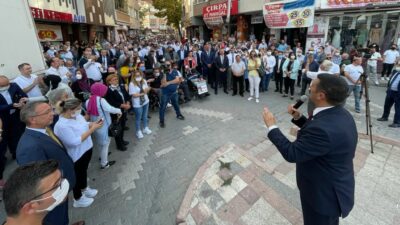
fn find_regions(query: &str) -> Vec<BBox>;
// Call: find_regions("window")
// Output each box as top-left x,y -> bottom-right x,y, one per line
115,0 -> 128,13
195,0 -> 207,4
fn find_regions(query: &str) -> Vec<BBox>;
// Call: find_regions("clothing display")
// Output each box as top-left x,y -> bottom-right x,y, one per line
332,29 -> 341,49
356,28 -> 368,48
369,27 -> 381,44
381,25 -> 396,52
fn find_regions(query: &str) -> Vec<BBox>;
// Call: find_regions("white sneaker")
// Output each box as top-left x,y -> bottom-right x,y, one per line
143,127 -> 152,135
385,77 -> 389,81
82,187 -> 98,198
255,99 -> 259,103
381,77 -> 385,81
136,131 -> 144,139
73,195 -> 94,208
248,97 -> 253,101
375,81 -> 379,85
167,103 -> 172,108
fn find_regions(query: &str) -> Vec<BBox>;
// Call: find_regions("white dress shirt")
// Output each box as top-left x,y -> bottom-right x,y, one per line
54,115 -> 93,162
13,74 -> 43,98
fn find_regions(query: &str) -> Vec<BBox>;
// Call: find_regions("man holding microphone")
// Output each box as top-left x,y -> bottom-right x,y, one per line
262,74 -> 358,225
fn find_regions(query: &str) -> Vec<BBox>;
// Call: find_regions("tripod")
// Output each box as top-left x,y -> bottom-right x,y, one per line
359,73 -> 374,153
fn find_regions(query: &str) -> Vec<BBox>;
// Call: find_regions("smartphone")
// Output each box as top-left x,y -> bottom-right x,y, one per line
98,118 -> 104,123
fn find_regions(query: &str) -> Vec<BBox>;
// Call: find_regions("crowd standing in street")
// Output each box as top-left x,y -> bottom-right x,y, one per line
1,33 -> 400,225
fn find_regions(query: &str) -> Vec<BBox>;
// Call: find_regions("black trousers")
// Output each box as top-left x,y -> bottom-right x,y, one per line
214,71 -> 227,94
73,149 -> 93,199
382,90 -> 400,124
275,72 -> 283,93
113,112 -> 127,149
382,63 -> 394,78
245,78 -> 250,92
284,77 -> 295,96
301,75 -> 312,95
301,198 -> 339,225
232,75 -> 244,95
297,70 -> 302,86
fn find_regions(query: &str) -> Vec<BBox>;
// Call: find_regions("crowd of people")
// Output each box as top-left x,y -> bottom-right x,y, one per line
1,34 -> 400,225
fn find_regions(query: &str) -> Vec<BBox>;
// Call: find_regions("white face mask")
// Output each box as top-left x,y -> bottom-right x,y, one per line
111,84 -> 118,88
73,109 -> 82,117
135,77 -> 142,82
33,179 -> 69,213
0,85 -> 10,92
76,74 -> 82,80
335,52 -> 340,56
155,73 -> 160,77
290,56 -> 296,60
267,52 -> 272,56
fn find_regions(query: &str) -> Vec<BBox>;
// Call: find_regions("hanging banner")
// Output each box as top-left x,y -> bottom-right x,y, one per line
263,0 -> 315,29
36,24 -> 63,42
320,0 -> 400,9
202,0 -> 238,28
204,17 -> 224,28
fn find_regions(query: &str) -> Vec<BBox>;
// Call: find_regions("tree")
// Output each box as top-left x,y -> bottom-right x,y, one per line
152,0 -> 183,38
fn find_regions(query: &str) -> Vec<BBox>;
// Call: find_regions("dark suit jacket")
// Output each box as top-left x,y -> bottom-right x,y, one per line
268,106 -> 357,217
145,54 -> 158,70
0,83 -> 27,122
177,49 -> 188,61
105,85 -> 130,109
16,128 -> 76,225
214,55 -> 229,71
97,55 -> 112,67
274,57 -> 287,75
388,70 -> 400,94
201,50 -> 215,68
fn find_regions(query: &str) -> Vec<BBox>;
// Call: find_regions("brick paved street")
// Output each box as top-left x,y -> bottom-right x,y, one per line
1,84 -> 399,225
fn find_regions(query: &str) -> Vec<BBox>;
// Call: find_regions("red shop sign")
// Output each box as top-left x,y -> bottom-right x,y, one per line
30,7 -> 73,23
203,0 -> 238,19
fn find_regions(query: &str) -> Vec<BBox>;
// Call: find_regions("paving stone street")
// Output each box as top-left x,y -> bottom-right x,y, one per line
1,83 -> 399,225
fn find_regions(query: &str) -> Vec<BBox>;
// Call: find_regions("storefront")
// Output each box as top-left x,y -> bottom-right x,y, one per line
84,0 -> 107,43
313,0 -> 400,52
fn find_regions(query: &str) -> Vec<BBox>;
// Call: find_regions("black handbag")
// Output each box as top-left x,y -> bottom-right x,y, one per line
99,98 -> 122,137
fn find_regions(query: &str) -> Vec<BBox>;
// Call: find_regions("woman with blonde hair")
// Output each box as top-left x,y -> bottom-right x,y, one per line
247,50 -> 262,103
129,71 -> 152,139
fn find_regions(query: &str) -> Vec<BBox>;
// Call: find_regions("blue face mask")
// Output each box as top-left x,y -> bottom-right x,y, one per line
278,55 -> 283,59
140,66 -> 145,72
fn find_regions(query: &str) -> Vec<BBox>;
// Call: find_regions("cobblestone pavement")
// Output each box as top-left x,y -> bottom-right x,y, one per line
0,83 -> 399,225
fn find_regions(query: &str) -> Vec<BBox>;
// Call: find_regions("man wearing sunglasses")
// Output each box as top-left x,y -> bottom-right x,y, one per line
2,160 -> 68,225
16,101 -> 83,225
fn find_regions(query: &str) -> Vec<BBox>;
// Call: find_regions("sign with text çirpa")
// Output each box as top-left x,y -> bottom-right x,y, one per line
263,0 -> 315,29
202,0 -> 238,28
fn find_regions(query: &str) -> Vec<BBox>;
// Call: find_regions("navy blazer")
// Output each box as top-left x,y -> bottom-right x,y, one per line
268,106 -> 357,217
201,50 -> 215,68
214,55 -> 229,70
388,70 -> 400,94
0,83 -> 27,122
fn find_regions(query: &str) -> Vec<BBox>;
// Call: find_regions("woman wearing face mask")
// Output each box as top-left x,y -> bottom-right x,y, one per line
129,71 -> 152,139
105,74 -> 131,151
54,98 -> 103,208
71,69 -> 93,102
247,50 -> 262,103
282,52 -> 300,99
86,83 -> 122,169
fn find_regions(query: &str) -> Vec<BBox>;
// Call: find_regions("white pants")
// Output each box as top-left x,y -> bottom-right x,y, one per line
367,65 -> 378,84
96,137 -> 111,167
249,75 -> 261,99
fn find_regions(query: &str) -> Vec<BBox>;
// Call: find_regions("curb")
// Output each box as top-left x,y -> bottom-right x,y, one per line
175,143 -> 236,225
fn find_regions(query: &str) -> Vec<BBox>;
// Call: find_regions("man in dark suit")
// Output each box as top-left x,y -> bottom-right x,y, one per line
201,43 -> 215,83
377,69 -> 400,127
214,48 -> 230,95
274,50 -> 286,94
97,49 -> 112,83
16,101 -> 83,225
145,50 -> 159,71
177,45 -> 188,72
0,76 -> 27,188
263,74 -> 357,225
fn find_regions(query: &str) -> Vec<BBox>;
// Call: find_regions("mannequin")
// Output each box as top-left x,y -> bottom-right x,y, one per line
332,28 -> 341,49
369,23 -> 381,44
356,25 -> 368,48
381,23 -> 396,52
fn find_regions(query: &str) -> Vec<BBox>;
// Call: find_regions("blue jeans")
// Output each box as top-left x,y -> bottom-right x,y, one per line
262,72 -> 273,91
134,103 -> 149,132
348,85 -> 361,112
159,92 -> 181,123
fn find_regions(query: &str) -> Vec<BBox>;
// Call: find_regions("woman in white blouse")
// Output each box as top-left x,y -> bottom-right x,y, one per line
54,98 -> 103,208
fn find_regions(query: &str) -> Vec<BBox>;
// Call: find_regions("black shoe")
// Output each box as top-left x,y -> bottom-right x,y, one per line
205,93 -> 210,96
101,161 -> 116,169
224,90 -> 228,94
123,141 -> 130,146
177,115 -> 185,120
274,89 -> 279,92
389,123 -> 400,128
215,92 -> 218,95
117,146 -> 127,151
124,126 -> 129,131
148,115 -> 151,119
240,93 -> 244,97
232,93 -> 237,96
377,117 -> 388,121
160,122 -> 165,128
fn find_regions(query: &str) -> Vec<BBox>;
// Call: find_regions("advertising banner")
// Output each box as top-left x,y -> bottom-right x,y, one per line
305,16 -> 329,51
320,0 -> 400,9
263,0 -> 315,29
36,24 -> 63,42
202,0 -> 238,28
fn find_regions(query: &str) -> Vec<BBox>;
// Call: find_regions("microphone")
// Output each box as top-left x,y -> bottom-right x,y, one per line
293,95 -> 308,109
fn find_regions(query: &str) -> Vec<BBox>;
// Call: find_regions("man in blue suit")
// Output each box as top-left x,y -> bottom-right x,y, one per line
201,43 -> 215,84
16,101 -> 83,225
377,68 -> 400,128
263,74 -> 357,225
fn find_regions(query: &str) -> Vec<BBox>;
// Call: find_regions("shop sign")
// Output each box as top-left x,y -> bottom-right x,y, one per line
320,0 -> 400,9
31,7 -> 73,23
202,0 -> 238,19
251,15 -> 264,24
305,16 -> 328,50
73,15 -> 86,23
263,0 -> 315,29
36,24 -> 63,42
204,17 -> 224,28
